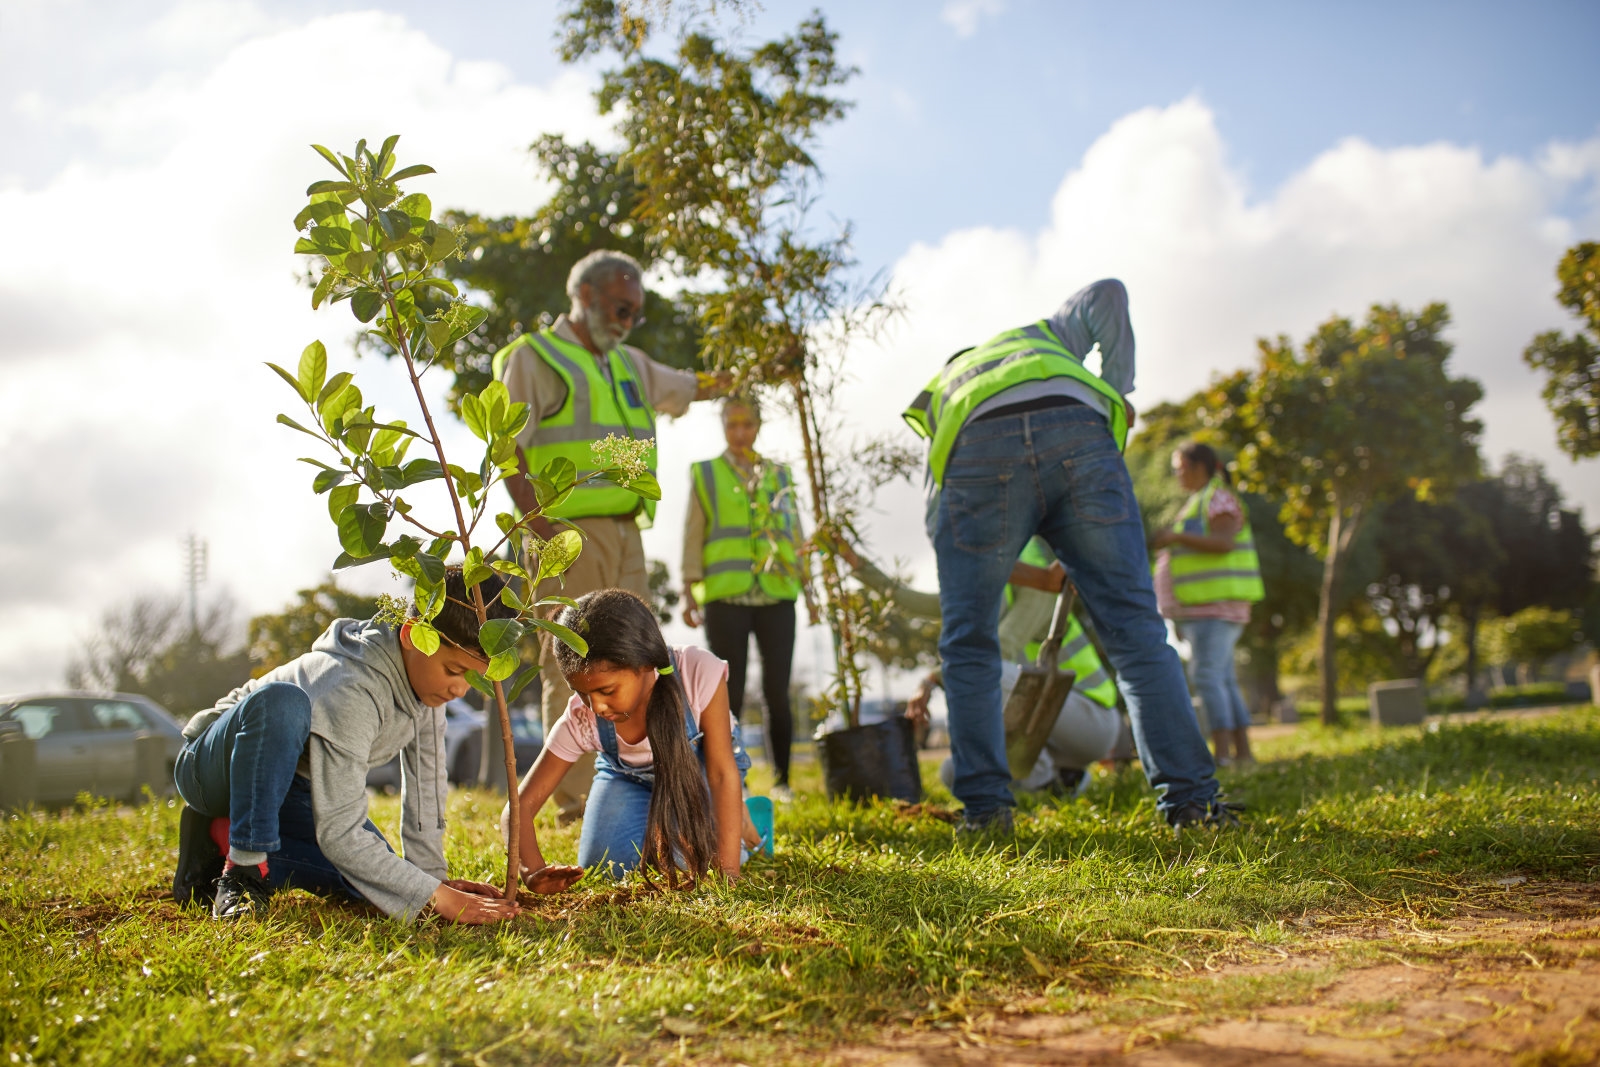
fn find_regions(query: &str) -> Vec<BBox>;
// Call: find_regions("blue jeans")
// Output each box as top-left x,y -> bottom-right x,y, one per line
173,681 -> 389,899
931,404 -> 1218,817
1178,619 -> 1251,731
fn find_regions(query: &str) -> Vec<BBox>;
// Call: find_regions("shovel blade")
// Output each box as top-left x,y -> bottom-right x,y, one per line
1001,667 -> 1076,781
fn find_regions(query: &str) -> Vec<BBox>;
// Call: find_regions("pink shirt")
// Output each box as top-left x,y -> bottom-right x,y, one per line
544,645 -> 730,768
1154,484 -> 1252,624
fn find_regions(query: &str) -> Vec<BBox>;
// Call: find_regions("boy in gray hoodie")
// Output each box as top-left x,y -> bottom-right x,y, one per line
172,568 -> 527,925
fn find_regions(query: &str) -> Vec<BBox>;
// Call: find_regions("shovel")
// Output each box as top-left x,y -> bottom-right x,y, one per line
1001,581 -> 1078,781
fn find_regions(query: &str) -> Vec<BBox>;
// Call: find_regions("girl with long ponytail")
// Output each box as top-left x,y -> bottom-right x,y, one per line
503,589 -> 759,888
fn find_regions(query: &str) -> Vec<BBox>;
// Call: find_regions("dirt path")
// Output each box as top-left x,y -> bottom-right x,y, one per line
830,881 -> 1600,1066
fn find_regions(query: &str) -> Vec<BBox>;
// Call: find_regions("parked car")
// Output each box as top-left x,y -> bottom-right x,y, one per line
0,691 -> 186,805
366,699 -> 543,792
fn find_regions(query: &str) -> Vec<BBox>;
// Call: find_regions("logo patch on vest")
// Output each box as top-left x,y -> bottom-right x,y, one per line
620,380 -> 644,408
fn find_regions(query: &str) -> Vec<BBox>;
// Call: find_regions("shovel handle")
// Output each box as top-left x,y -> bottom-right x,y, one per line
1035,580 -> 1077,669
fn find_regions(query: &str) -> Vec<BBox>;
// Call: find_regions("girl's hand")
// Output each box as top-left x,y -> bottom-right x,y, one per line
429,883 -> 521,925
520,863 -> 585,895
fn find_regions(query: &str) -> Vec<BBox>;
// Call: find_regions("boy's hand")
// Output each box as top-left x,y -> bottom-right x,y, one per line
429,882 -> 521,925
442,878 -> 504,898
520,863 -> 585,895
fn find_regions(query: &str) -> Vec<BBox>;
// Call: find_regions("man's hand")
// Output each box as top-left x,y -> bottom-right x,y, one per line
429,882 -> 521,925
681,588 -> 703,628
1045,560 -> 1068,592
520,863 -> 585,895
1150,529 -> 1177,550
905,673 -> 940,724
694,370 -> 735,401
1124,397 -> 1137,429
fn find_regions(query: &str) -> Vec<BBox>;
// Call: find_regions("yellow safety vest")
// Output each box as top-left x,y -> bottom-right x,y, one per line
1008,538 -> 1119,709
491,328 -> 658,525
902,321 -> 1129,485
1168,477 -> 1264,604
690,456 -> 803,604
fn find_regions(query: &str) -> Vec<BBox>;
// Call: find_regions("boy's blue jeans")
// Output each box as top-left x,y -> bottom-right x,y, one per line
173,681 -> 386,898
931,404 -> 1218,818
1177,619 -> 1251,732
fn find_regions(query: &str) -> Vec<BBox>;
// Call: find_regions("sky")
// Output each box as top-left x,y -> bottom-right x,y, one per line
2,0 -> 1598,698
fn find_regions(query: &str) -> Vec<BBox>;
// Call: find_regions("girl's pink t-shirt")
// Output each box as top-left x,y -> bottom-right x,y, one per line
543,645 -> 730,768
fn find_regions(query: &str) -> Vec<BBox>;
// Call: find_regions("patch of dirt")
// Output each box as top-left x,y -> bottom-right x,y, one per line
830,881 -> 1600,1066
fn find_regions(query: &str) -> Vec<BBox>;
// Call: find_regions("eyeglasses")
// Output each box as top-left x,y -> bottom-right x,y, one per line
610,302 -> 646,329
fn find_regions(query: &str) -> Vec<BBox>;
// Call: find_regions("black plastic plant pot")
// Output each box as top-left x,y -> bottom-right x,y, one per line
817,717 -> 923,804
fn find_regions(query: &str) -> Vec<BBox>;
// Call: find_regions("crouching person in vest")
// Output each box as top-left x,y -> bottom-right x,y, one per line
494,250 -> 729,823
680,395 -> 807,803
1151,441 -> 1265,768
851,536 -> 1122,797
902,279 -> 1232,835
171,568 -> 530,924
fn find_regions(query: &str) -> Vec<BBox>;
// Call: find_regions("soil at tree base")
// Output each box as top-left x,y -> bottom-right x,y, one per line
827,880 -> 1600,1066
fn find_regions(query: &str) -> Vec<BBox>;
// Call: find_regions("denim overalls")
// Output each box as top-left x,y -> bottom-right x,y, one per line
575,652 -> 752,877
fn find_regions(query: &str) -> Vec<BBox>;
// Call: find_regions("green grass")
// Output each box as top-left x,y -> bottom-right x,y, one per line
3,708 -> 1598,1065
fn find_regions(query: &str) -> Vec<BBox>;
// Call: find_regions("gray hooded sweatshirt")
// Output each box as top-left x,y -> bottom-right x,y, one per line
183,618 -> 448,919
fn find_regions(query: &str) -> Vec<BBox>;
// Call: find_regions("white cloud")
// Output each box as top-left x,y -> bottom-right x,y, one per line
0,9 -> 607,693
807,98 -> 1600,612
940,0 -> 1006,38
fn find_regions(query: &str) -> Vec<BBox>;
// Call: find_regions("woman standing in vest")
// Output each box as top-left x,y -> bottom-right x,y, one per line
681,396 -> 806,803
1151,442 -> 1265,767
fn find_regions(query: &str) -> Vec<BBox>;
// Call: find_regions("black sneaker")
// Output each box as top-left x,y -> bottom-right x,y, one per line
211,864 -> 272,921
956,807 -> 1015,838
173,806 -> 225,908
1166,798 -> 1244,834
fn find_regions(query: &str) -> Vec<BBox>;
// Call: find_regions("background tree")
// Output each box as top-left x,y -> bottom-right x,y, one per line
1212,303 -> 1484,724
1480,607 -> 1584,686
66,594 -> 251,715
552,3 -> 898,724
246,582 -> 382,676
1524,241 -> 1600,459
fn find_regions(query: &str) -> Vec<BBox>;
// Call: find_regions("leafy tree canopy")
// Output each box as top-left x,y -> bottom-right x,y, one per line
1524,242 -> 1600,459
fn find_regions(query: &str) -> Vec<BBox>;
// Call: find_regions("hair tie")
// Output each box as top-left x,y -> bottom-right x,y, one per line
657,664 -> 675,676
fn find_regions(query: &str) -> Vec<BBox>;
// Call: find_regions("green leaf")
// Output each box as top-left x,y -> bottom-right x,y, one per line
293,237 -> 321,256
331,546 -> 391,570
462,670 -> 494,698
415,577 -> 446,621
486,649 -> 520,682
529,617 -> 587,659
297,341 -> 328,401
337,502 -> 388,557
318,371 -> 354,406
495,511 -> 517,536
426,536 -> 454,558
490,559 -> 532,582
624,471 -> 662,501
398,458 -> 443,487
389,534 -> 421,560
505,664 -> 542,704
480,380 -> 511,433
535,595 -> 581,611
378,134 -> 401,174
413,551 -> 446,585
276,412 -> 323,440
310,271 -> 337,309
397,193 -> 432,222
309,225 -> 353,254
318,381 -> 362,428
539,456 -> 578,493
478,618 -> 525,657
266,362 -> 310,402
537,529 -> 584,581
389,164 -> 436,182
310,144 -> 348,174
498,584 -> 531,613
408,621 -> 441,656
501,403 -> 530,442
460,393 -> 489,441
294,195 -> 348,232
462,547 -> 494,588
417,277 -> 458,298
311,468 -> 346,494
327,483 -> 358,523
351,290 -> 383,323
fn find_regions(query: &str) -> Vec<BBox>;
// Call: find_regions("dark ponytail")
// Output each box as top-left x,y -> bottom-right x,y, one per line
553,589 -> 716,887
1176,440 -> 1231,486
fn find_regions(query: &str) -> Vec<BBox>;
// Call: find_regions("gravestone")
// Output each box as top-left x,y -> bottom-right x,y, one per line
1369,679 -> 1427,726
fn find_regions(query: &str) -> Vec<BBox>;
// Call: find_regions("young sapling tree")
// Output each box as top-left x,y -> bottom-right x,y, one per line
271,136 -> 658,900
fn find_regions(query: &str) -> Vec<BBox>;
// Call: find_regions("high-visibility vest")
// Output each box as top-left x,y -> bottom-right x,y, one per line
1007,537 -> 1119,709
492,328 -> 658,525
1168,477 -> 1264,604
902,321 -> 1129,486
690,456 -> 803,604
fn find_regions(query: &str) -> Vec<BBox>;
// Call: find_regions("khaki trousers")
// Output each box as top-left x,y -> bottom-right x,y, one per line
539,514 -> 651,821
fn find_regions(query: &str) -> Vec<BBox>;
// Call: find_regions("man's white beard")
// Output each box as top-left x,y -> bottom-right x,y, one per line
582,304 -> 627,352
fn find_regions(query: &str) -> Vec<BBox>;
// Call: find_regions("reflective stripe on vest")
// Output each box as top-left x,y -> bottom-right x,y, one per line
1011,536 -> 1119,709
690,456 -> 802,604
491,329 -> 658,524
902,321 -> 1129,486
1168,477 -> 1264,604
